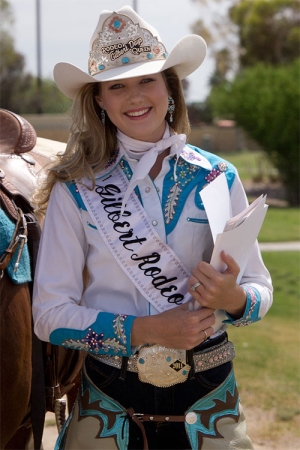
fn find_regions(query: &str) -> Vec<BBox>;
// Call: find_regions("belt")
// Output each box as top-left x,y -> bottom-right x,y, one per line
91,339 -> 235,386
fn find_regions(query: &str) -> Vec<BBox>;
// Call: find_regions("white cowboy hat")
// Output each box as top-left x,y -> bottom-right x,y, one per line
53,5 -> 207,99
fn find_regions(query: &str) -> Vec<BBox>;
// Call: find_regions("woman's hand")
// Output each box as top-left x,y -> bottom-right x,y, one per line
189,251 -> 247,319
131,304 -> 215,350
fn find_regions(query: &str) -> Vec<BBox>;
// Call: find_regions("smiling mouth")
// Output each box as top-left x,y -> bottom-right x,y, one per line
126,108 -> 150,118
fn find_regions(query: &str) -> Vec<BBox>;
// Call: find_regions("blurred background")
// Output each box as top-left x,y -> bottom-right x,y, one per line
1,1 -> 299,449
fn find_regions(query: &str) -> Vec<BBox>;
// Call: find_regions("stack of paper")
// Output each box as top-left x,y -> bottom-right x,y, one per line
200,173 -> 268,283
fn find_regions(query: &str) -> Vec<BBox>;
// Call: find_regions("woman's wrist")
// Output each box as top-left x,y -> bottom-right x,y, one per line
131,315 -> 154,347
224,285 -> 247,320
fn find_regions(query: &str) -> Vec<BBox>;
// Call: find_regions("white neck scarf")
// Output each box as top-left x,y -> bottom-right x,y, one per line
117,123 -> 186,213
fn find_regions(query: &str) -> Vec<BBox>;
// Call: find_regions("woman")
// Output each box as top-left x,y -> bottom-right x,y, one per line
32,5 -> 273,450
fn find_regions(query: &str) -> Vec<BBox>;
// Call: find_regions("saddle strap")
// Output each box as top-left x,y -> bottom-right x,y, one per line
0,205 -> 28,273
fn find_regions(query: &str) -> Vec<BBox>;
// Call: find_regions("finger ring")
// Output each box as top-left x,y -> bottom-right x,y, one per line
203,329 -> 209,340
191,281 -> 202,292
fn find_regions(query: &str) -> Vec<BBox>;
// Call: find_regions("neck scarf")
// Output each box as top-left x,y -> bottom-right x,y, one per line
117,123 -> 186,213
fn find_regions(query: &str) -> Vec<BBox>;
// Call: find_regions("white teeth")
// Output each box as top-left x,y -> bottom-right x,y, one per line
127,108 -> 149,117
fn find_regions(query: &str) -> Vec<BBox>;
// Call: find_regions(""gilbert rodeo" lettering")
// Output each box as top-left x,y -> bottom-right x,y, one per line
101,37 -> 151,61
95,180 -> 184,306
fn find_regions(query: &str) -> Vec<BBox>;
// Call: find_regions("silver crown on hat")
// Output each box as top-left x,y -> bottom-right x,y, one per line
88,13 -> 168,77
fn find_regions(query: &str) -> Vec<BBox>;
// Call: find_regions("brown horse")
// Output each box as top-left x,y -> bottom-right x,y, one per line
0,109 -> 83,449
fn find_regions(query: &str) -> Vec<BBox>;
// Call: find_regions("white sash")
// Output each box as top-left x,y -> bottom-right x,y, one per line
77,165 -> 193,313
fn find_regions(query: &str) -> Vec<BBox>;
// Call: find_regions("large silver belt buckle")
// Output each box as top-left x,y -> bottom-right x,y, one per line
136,345 -> 191,388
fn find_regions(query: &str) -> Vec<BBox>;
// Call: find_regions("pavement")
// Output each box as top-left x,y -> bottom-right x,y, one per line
43,414 -> 58,450
259,241 -> 300,251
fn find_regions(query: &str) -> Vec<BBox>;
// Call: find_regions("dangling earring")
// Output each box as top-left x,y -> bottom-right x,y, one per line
168,97 -> 175,123
100,108 -> 105,126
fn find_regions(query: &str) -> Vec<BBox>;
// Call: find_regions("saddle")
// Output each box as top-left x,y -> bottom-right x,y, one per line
0,109 -> 40,275
0,108 -> 53,208
0,109 -> 82,448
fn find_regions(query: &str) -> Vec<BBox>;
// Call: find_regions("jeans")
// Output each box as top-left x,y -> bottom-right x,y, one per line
85,333 -> 232,450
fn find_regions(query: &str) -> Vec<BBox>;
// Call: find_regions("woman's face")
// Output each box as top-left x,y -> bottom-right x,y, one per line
96,73 -> 169,142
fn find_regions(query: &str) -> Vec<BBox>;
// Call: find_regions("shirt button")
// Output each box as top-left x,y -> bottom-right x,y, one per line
145,187 -> 151,193
152,220 -> 158,226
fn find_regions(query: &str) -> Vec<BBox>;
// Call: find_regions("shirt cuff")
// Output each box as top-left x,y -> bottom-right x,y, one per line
49,312 -> 136,356
223,286 -> 261,327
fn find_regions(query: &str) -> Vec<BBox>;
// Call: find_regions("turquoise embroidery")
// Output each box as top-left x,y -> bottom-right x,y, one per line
187,217 -> 209,224
162,156 -> 201,234
162,145 -> 237,234
119,158 -> 142,204
113,314 -> 128,344
185,370 -> 239,449
163,155 -> 200,225
119,158 -> 133,180
87,221 -> 97,229
80,368 -> 129,448
224,286 -> 261,326
0,209 -> 31,284
50,312 -> 135,357
66,181 -> 87,210
55,367 -> 129,450
62,330 -> 127,354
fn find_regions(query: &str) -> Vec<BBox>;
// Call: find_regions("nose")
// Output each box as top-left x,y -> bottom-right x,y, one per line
127,86 -> 144,104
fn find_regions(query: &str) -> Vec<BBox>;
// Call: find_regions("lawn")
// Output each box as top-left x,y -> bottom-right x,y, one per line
258,207 -> 300,242
229,251 -> 300,441
218,150 -> 277,183
217,149 -> 300,243
204,149 -> 300,442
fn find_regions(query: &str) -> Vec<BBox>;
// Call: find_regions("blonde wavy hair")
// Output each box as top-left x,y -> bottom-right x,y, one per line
34,67 -> 190,214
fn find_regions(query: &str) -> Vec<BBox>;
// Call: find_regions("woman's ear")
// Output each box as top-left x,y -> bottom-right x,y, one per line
95,95 -> 104,109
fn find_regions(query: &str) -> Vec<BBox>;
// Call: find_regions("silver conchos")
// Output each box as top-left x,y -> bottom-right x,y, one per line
185,412 -> 197,425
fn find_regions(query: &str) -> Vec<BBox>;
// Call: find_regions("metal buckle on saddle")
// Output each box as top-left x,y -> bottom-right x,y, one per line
136,344 -> 191,388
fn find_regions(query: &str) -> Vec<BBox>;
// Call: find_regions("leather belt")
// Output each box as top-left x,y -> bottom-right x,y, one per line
92,339 -> 235,375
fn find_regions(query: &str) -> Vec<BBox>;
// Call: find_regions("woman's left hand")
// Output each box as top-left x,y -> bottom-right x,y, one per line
189,251 -> 247,320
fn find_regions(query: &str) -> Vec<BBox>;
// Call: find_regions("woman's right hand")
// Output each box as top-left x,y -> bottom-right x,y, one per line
131,303 -> 215,350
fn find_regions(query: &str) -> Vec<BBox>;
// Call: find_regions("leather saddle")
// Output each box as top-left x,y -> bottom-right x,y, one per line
0,109 -> 55,218
0,109 -> 43,277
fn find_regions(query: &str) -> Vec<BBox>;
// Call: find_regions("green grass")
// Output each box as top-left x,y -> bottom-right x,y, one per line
258,207 -> 300,242
218,150 -> 277,182
229,251 -> 300,440
257,252 -> 299,320
217,150 -> 300,243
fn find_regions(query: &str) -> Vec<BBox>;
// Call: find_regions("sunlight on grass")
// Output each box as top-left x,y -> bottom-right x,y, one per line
217,150 -> 278,183
228,251 -> 300,442
258,207 -> 300,242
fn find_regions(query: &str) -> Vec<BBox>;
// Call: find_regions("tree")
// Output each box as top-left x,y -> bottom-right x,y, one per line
191,0 -> 300,78
192,0 -> 300,205
208,60 -> 300,205
0,0 -> 71,114
0,0 -> 32,112
230,0 -> 300,67
191,0 -> 238,82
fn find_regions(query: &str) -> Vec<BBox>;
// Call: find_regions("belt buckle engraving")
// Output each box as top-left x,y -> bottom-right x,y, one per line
136,345 -> 191,387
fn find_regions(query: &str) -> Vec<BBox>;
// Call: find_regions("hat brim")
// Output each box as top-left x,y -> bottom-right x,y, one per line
53,35 -> 207,99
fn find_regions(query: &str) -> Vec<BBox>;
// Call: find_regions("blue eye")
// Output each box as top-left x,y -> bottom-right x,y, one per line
110,83 -> 123,90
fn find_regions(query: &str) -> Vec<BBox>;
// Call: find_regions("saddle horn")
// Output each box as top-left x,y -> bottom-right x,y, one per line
0,108 -> 37,155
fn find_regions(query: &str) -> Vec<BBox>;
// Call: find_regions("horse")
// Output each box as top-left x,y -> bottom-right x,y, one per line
0,109 -> 84,449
